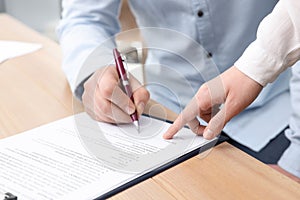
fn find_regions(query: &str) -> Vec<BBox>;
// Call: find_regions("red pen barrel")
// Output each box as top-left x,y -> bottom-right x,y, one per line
113,48 -> 139,123
113,48 -> 126,78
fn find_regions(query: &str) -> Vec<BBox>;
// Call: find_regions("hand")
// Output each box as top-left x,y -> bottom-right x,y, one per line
269,164 -> 300,183
164,66 -> 263,140
82,65 -> 150,123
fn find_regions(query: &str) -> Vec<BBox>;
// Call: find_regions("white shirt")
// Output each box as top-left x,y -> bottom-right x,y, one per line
235,0 -> 300,177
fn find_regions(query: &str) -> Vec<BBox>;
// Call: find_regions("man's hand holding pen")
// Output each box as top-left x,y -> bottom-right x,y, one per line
82,63 -> 149,126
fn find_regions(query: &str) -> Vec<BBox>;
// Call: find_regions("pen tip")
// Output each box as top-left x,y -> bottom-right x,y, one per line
133,121 -> 140,133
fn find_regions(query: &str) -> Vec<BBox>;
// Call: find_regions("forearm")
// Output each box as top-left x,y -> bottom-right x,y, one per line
57,0 -> 121,92
235,0 -> 300,87
234,0 -> 300,178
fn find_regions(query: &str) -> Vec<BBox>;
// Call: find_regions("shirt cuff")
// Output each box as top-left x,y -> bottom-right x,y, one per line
74,73 -> 93,101
278,131 -> 300,178
235,42 -> 283,87
59,24 -> 115,93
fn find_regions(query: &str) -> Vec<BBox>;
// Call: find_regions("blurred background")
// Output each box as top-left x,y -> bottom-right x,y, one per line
0,0 -> 145,82
0,0 -> 139,40
0,0 -> 61,40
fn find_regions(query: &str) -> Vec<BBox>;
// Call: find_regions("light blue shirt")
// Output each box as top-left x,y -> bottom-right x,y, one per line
57,0 -> 299,176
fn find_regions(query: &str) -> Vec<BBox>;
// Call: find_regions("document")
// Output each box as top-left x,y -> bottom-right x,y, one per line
0,40 -> 42,64
0,113 -> 213,200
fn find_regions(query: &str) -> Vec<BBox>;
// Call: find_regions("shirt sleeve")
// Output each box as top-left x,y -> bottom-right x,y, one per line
235,0 -> 300,87
278,63 -> 300,178
57,0 -> 121,93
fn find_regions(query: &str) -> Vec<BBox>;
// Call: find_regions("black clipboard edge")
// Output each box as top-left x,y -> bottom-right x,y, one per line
95,114 -> 226,199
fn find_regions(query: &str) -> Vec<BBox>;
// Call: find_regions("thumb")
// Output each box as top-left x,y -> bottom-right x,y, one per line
133,87 -> 150,116
129,73 -> 150,116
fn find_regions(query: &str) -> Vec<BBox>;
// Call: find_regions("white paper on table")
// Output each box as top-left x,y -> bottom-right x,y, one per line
0,40 -> 42,64
0,112 -> 215,200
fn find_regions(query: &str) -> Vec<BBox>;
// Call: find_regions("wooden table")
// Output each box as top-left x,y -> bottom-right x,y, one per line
1,14 -> 300,200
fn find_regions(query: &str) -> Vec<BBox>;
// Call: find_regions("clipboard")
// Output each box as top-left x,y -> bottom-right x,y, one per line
97,137 -> 218,199
95,114 -> 223,199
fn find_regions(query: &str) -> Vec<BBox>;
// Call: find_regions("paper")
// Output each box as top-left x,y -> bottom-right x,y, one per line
0,113 -> 211,200
0,40 -> 42,64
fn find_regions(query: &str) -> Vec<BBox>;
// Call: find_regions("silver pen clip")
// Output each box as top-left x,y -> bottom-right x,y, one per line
121,55 -> 130,79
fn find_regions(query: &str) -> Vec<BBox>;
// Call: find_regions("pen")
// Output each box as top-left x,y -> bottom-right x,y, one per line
113,48 -> 140,132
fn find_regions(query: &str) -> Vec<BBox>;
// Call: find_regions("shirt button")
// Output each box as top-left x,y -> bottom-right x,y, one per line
197,10 -> 204,17
207,52 -> 213,58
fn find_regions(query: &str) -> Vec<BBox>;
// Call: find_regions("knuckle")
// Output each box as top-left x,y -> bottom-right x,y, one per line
196,95 -> 209,110
83,81 -> 93,95
83,81 -> 89,90
200,84 -> 210,97
135,88 -> 150,101
140,89 -> 150,100
198,85 -> 210,100
82,91 -> 88,103
100,84 -> 113,98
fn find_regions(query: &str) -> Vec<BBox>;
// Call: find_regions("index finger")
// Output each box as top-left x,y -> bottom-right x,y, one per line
163,97 -> 199,139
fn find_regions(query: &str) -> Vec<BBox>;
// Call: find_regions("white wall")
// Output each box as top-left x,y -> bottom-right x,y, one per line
0,0 -> 5,12
4,0 -> 61,40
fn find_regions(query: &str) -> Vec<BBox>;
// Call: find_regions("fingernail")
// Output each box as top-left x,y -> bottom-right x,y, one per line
137,102 -> 145,115
163,135 -> 170,139
204,129 -> 214,139
163,132 -> 172,139
126,105 -> 136,115
163,126 -> 176,139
